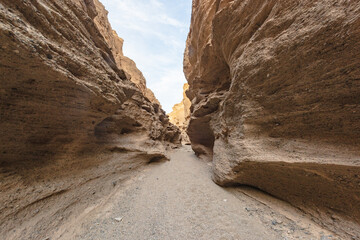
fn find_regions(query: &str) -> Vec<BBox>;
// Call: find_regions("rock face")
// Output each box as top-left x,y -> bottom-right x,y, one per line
92,3 -> 160,106
0,0 -> 180,238
168,83 -> 191,144
92,1 -> 160,106
185,0 -> 360,237
120,55 -> 161,106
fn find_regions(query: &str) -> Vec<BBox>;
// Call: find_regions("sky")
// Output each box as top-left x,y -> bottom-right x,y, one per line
101,0 -> 192,113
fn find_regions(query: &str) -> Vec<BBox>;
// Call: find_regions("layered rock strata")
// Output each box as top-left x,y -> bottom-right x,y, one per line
169,83 -> 191,144
0,0 -> 180,239
185,0 -> 360,237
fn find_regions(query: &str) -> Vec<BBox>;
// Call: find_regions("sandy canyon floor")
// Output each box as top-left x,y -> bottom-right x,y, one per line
42,146 -> 340,240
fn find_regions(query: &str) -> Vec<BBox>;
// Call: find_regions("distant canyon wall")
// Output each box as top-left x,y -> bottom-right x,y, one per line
185,0 -> 360,237
92,3 -> 161,106
0,0 -> 180,238
169,83 -> 191,144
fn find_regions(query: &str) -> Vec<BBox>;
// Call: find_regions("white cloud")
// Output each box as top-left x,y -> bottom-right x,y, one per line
157,15 -> 186,28
108,0 -> 187,29
101,0 -> 191,113
148,68 -> 187,112
149,0 -> 163,8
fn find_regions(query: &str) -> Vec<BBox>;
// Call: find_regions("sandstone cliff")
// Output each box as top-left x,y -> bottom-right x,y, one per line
169,83 -> 191,144
0,0 -> 180,238
185,0 -> 360,238
92,1 -> 160,106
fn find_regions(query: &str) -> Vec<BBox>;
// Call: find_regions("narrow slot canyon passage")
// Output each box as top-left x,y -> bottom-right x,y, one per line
1,0 -> 360,239
75,146 -> 334,240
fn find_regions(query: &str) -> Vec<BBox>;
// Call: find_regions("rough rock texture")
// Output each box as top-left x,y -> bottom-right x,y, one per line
169,83 -> 191,144
92,1 -> 160,106
185,0 -> 360,238
120,55 -> 161,106
0,0 -> 180,239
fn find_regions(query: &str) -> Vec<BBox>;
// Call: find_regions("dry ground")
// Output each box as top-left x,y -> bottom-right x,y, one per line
70,146 -> 338,240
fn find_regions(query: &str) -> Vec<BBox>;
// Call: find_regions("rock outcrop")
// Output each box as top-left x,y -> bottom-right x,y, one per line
120,55 -> 161,106
92,1 -> 160,106
168,83 -> 191,144
0,0 -> 180,238
185,0 -> 360,237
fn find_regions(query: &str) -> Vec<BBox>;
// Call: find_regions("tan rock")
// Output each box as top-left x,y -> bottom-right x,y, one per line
168,83 -> 191,144
185,0 -> 360,237
92,0 -> 160,106
0,0 -> 180,238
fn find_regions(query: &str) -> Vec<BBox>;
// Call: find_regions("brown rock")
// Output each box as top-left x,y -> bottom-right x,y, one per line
92,1 -> 160,106
121,56 -> 161,106
185,0 -> 360,237
94,0 -> 160,106
0,0 -> 180,238
168,83 -> 191,144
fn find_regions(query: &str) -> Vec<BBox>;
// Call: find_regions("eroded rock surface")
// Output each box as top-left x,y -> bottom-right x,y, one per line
0,0 -> 180,238
169,83 -> 191,144
92,0 -> 160,106
185,0 -> 360,238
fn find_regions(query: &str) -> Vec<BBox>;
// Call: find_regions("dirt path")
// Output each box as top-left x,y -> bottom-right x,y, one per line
76,146 -> 338,240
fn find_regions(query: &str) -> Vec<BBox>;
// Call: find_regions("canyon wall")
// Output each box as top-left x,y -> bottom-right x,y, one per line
169,83 -> 191,144
92,2 -> 160,106
185,0 -> 360,237
0,0 -> 180,238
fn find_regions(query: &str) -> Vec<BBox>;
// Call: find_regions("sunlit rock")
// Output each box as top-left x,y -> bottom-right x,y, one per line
169,83 -> 191,144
